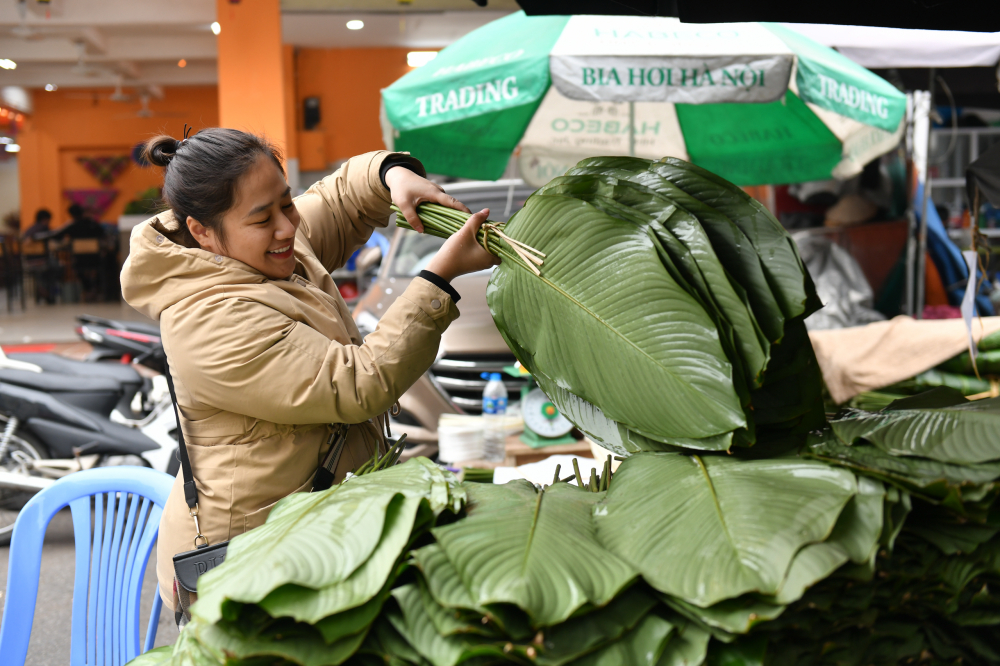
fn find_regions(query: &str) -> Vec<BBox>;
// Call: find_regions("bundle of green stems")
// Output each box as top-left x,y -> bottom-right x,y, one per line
353,433 -> 407,476
391,202 -> 543,274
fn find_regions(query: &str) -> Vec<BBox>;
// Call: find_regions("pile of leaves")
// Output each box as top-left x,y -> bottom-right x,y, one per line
773,387 -> 1000,665
134,400 -> 1000,666
397,156 -> 826,454
850,329 -> 1000,411
131,158 -> 1000,665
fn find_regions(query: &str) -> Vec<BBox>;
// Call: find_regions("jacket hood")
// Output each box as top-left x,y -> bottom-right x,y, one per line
121,212 -> 266,320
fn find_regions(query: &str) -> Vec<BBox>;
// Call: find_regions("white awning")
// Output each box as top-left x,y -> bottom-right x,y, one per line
784,23 -> 1000,69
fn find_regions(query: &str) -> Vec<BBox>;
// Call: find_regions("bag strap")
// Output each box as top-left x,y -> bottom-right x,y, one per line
162,356 -> 208,547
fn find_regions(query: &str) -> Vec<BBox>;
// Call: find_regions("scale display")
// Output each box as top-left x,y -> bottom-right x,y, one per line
522,388 -> 574,439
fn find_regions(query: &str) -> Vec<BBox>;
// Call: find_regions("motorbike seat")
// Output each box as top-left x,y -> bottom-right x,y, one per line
8,353 -> 143,385
0,369 -> 127,394
0,382 -> 160,457
77,315 -> 161,337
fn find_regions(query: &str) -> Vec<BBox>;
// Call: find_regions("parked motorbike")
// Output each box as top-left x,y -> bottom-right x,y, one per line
0,332 -> 179,544
75,314 -> 165,375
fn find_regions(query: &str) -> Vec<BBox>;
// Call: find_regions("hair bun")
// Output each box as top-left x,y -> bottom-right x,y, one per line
143,135 -> 181,168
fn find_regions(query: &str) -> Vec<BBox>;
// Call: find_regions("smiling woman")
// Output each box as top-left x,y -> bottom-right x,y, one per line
121,127 -> 497,624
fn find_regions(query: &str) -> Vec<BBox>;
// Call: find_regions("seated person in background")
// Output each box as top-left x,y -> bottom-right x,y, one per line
21,208 -> 52,241
20,209 -> 57,303
56,204 -> 106,301
55,204 -> 105,240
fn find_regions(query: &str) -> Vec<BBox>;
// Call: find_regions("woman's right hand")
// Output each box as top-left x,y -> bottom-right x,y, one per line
426,208 -> 501,283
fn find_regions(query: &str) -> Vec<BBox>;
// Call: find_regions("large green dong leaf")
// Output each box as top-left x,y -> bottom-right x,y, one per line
257,493 -> 423,625
538,173 -> 769,386
806,431 -> 1000,510
594,453 -> 856,607
571,160 -> 786,346
831,396 -> 1000,464
194,459 -> 462,624
489,192 -> 745,447
433,481 -> 638,627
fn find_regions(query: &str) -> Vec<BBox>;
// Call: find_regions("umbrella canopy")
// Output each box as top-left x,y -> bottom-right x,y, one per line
381,13 -> 907,187
784,24 -> 1000,69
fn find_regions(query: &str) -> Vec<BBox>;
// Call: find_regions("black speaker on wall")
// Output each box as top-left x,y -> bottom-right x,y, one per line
304,97 -> 321,130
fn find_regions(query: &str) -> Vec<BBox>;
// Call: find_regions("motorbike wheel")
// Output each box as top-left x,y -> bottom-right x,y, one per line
0,430 -> 48,547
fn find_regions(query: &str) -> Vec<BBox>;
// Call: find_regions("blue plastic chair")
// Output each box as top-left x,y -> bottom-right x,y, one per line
0,466 -> 174,666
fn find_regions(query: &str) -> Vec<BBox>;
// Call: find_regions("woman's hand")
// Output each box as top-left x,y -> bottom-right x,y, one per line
385,166 -> 469,234
426,208 -> 501,282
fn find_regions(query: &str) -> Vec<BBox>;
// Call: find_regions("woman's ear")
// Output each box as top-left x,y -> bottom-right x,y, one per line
187,216 -> 219,253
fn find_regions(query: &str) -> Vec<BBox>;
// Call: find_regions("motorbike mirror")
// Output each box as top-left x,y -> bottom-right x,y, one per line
355,246 -> 382,275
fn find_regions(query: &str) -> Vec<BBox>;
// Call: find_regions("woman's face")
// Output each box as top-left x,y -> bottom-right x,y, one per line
190,156 -> 301,279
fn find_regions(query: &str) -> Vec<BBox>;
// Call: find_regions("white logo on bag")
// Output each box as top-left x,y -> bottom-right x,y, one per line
415,76 -> 519,117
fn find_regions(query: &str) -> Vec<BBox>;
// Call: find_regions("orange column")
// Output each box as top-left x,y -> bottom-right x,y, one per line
215,0 -> 288,156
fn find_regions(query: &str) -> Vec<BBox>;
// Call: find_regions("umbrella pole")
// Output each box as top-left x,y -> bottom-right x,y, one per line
629,102 -> 635,157
904,93 -> 917,317
916,69 -> 937,320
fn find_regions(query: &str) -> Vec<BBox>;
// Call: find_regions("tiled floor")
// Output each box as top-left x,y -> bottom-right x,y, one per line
0,290 -> 153,345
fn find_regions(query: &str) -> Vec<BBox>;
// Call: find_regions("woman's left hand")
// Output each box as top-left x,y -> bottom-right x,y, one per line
386,167 -> 469,234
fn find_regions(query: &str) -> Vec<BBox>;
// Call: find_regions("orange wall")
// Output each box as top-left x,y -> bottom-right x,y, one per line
18,86 -> 218,227
295,47 -> 414,168
18,46 -> 415,227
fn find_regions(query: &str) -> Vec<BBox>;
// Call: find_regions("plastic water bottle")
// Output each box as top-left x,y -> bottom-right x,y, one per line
481,372 -> 508,462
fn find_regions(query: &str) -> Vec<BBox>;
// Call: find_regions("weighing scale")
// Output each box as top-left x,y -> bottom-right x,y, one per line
504,364 -> 576,448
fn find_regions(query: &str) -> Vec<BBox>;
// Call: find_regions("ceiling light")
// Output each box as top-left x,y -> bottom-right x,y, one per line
346,20 -> 364,30
44,84 -> 57,92
0,60 -> 16,71
178,59 -> 187,68
211,21 -> 221,35
0,137 -> 11,144
407,51 -> 438,68
6,144 -> 20,153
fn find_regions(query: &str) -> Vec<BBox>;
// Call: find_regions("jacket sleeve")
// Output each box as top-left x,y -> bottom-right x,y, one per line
165,278 -> 458,426
293,150 -> 426,273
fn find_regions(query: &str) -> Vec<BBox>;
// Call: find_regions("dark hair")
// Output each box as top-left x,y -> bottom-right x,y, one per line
35,209 -> 51,223
143,128 -> 284,248
68,204 -> 85,219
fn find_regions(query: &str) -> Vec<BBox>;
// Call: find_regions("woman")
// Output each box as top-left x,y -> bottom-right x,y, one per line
121,128 -> 497,616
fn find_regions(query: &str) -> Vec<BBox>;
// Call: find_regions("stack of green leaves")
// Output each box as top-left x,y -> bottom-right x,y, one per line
133,452 -> 893,666
133,458 -> 466,666
813,388 -> 1000,514
736,388 -> 1000,665
395,156 -> 826,454
133,441 -> 1000,666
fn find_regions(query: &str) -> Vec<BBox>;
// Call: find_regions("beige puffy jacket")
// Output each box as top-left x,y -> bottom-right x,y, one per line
120,151 -> 460,608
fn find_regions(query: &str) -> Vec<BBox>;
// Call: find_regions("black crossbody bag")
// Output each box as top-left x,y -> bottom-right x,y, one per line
163,359 -> 230,596
162,358 -> 353,598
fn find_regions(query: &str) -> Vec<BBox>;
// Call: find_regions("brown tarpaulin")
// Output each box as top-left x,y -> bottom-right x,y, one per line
810,316 -> 1000,404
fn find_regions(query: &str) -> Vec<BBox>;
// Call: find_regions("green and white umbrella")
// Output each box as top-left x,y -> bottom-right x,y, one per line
381,12 -> 907,187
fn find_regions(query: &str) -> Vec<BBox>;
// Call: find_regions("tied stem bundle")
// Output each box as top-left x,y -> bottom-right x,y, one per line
391,202 -> 545,276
